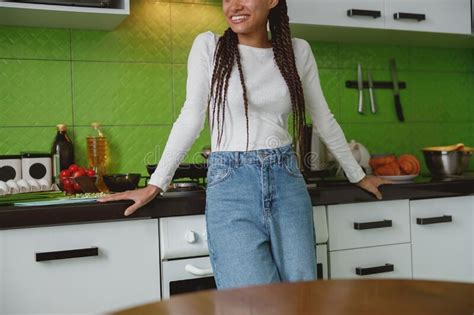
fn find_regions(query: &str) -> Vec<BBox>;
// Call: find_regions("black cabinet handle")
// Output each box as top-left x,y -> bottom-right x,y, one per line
317,263 -> 323,280
356,263 -> 394,276
36,246 -> 99,262
393,12 -> 426,21
416,215 -> 452,225
347,9 -> 381,18
354,219 -> 392,230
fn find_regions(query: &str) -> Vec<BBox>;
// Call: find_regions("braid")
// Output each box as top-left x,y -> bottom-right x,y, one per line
269,0 -> 307,168
234,44 -> 250,151
209,0 -> 306,162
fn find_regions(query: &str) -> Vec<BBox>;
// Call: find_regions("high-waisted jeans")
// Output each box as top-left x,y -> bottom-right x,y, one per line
205,143 -> 317,290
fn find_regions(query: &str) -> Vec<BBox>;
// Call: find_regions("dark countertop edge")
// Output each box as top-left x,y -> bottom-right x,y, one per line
0,179 -> 473,230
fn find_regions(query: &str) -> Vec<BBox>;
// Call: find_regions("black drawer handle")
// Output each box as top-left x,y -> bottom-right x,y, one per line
36,246 -> 99,262
317,263 -> 323,280
347,9 -> 382,18
393,12 -> 426,21
356,263 -> 394,276
354,219 -> 392,230
416,215 -> 452,225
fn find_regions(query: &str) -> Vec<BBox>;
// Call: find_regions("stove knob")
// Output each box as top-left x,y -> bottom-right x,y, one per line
185,230 -> 197,243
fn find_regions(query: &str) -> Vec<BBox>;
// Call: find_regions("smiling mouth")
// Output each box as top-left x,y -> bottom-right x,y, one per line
230,14 -> 250,23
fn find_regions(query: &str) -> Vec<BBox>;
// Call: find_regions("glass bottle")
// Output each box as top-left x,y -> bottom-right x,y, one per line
86,123 -> 109,192
51,123 -> 74,183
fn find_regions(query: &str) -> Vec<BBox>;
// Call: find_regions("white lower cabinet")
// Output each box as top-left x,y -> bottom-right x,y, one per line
327,200 -> 412,280
330,243 -> 412,279
0,219 -> 161,314
327,200 -> 410,251
410,196 -> 474,283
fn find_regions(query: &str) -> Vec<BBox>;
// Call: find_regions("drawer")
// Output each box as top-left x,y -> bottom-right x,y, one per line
330,243 -> 412,279
160,215 -> 208,260
328,200 -> 410,251
0,219 -> 160,314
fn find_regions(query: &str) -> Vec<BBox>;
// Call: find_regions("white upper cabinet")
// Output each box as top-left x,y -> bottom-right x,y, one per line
0,0 -> 130,30
288,0 -> 385,29
385,0 -> 472,34
288,0 -> 472,36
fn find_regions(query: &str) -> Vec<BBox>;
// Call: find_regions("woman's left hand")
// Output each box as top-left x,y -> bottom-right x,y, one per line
355,175 -> 394,200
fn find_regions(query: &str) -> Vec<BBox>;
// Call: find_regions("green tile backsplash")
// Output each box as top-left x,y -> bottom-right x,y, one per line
0,0 -> 473,178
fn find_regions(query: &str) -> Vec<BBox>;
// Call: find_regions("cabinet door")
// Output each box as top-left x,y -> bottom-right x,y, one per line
385,0 -> 471,34
410,196 -> 473,283
330,243 -> 412,279
288,0 -> 385,29
327,200 -> 410,251
313,206 -> 328,244
0,219 -> 160,314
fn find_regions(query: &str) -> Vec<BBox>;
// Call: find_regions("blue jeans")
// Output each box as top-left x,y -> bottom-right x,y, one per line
205,143 -> 317,289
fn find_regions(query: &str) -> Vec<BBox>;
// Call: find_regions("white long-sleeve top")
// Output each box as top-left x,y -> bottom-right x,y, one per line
149,31 -> 366,191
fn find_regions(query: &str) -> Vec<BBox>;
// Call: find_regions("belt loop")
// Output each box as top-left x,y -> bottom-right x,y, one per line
235,151 -> 240,167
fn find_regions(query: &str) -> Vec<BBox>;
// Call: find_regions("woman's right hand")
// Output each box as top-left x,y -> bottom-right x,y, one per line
97,184 -> 162,216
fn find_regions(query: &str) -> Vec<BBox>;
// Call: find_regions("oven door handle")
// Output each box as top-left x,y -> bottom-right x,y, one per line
185,264 -> 213,276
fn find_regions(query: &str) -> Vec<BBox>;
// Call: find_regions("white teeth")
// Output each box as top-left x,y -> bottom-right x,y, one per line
231,15 -> 249,21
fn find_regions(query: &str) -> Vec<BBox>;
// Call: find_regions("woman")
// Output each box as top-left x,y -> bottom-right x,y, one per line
99,0 -> 391,289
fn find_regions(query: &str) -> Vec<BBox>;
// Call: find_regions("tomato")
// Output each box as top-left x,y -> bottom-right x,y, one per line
73,182 -> 81,192
60,170 -> 71,178
72,169 -> 87,178
86,169 -> 96,177
68,164 -> 79,173
61,178 -> 73,190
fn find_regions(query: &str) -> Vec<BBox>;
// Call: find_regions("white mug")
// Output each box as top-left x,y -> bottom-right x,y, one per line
27,179 -> 40,192
6,180 -> 20,194
16,179 -> 31,193
38,178 -> 52,191
0,181 -> 9,196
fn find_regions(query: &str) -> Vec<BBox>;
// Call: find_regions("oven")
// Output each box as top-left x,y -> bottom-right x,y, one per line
160,210 -> 329,299
161,256 -> 216,298
160,215 -> 213,299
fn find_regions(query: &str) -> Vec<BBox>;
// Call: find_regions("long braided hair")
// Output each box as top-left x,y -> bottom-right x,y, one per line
208,0 -> 306,167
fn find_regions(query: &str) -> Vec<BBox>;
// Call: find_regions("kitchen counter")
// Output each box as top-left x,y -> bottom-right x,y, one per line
0,175 -> 473,230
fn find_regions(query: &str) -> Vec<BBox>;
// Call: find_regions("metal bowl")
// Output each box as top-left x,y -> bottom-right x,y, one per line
422,150 -> 464,176
102,173 -> 141,192
461,151 -> 473,172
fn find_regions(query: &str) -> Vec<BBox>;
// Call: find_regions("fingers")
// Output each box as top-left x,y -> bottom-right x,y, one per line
356,176 -> 385,200
365,181 -> 383,200
124,202 -> 141,216
381,178 -> 395,185
97,192 -> 129,202
372,179 -> 386,199
373,188 -> 383,200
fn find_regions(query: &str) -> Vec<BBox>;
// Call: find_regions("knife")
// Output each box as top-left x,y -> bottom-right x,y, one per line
357,63 -> 363,114
367,70 -> 376,114
390,59 -> 405,122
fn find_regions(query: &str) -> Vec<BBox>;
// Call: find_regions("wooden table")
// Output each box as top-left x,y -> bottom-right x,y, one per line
112,279 -> 474,315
